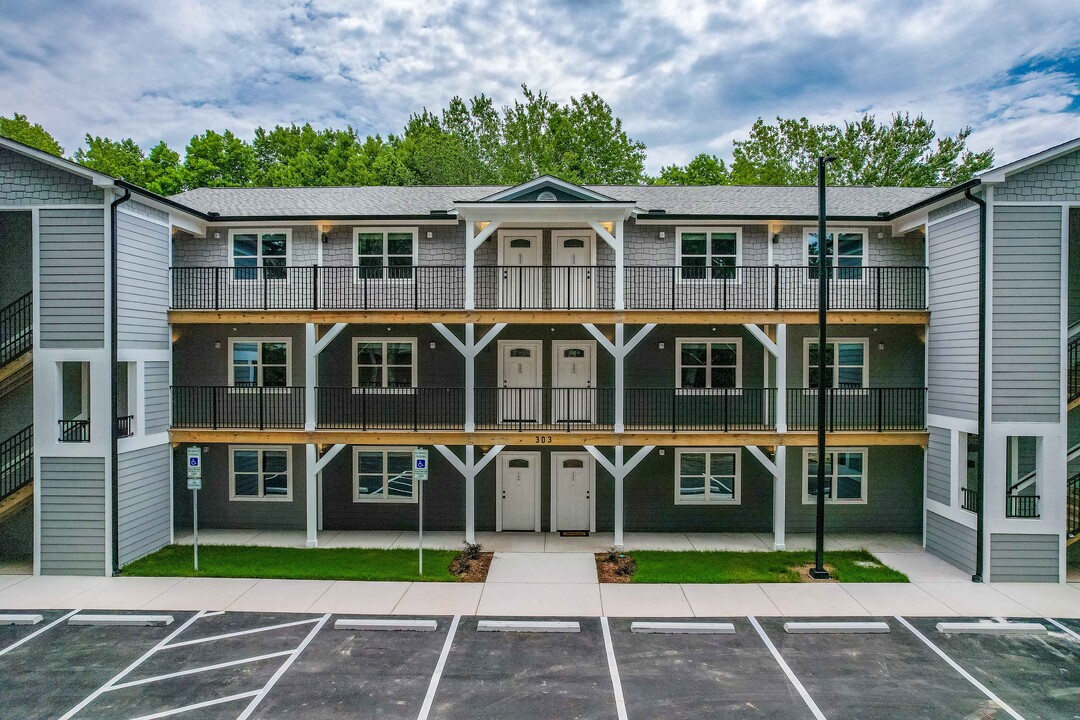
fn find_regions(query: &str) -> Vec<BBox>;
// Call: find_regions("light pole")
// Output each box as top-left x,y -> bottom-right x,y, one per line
810,154 -> 836,581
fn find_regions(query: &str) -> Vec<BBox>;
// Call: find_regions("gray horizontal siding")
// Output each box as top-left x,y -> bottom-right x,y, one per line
117,210 -> 169,349
118,444 -> 171,565
925,510 -> 976,574
927,209 -> 980,421
992,206 -> 1062,422
39,456 -> 106,576
926,428 -> 951,505
39,208 -> 105,348
145,361 -> 171,434
989,533 -> 1059,582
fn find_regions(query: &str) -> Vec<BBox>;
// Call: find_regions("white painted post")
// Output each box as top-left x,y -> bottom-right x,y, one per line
773,446 -> 787,550
614,446 -> 624,547
305,444 -> 318,548
776,323 -> 788,433
304,323 -> 317,432
464,219 -> 475,310
614,220 -> 625,311
464,324 -> 476,432
464,445 -> 476,544
614,324 -> 625,433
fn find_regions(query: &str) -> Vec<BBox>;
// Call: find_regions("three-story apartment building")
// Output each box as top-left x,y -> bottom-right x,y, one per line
1,134 -> 1077,581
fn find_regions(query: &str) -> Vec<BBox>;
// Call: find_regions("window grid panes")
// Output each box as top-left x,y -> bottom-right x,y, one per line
679,229 -> 738,280
354,340 -> 416,388
807,230 -> 865,280
231,340 -> 289,387
232,448 -> 290,499
679,340 -> 739,389
807,341 -> 865,389
356,449 -> 416,502
806,450 -> 865,503
677,450 -> 738,504
357,230 -> 416,280
233,232 -> 287,280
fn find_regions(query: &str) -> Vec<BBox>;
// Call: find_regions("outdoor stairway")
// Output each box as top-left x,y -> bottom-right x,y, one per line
0,425 -> 33,522
1069,332 -> 1080,411
0,292 -> 32,387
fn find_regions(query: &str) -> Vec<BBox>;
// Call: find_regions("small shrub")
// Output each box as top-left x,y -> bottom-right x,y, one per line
603,547 -> 621,563
615,556 -> 637,577
460,542 -> 483,561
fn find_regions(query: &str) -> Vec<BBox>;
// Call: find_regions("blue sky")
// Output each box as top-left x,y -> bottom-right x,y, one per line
1,0 -> 1078,173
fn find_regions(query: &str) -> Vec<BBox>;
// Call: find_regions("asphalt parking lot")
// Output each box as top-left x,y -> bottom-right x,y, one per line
0,610 -> 1076,719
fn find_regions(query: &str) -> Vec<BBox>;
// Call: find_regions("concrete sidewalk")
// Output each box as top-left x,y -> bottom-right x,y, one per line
1,571 -> 1078,618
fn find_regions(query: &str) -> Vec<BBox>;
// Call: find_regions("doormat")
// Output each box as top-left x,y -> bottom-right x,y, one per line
560,531 -> 590,537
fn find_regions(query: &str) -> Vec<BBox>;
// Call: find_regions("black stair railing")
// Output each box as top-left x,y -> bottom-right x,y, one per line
0,292 -> 32,366
1068,472 -> 1080,538
1069,335 -> 1080,403
0,425 -> 33,501
960,486 -> 980,513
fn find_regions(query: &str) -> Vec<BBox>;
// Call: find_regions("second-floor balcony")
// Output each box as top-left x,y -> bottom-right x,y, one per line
170,265 -> 927,313
171,385 -> 926,433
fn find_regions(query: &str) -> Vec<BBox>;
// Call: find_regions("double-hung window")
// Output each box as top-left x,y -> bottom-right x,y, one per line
677,338 -> 741,391
804,339 -> 867,389
230,446 -> 291,500
677,227 -> 740,280
353,338 -> 416,389
231,230 -> 289,280
354,447 -> 417,502
805,228 -> 865,280
356,228 -> 417,280
675,448 -> 740,504
230,339 -> 290,387
804,448 -> 866,504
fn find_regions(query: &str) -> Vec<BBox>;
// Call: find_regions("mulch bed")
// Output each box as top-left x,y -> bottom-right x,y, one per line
794,562 -> 838,582
450,551 -> 493,582
595,552 -> 636,583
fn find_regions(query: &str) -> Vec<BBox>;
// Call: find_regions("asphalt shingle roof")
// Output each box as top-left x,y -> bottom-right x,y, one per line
171,183 -> 943,219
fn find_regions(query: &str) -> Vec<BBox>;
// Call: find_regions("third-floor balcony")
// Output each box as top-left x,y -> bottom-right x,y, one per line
170,264 -> 927,313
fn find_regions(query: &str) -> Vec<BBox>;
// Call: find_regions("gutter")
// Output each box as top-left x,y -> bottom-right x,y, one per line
883,178 -> 980,221
965,186 -> 987,583
110,188 -> 131,575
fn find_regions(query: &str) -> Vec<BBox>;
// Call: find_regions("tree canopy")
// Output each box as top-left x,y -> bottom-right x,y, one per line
0,99 -> 993,195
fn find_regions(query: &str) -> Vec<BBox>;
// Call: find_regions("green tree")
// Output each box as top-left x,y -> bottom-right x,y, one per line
183,130 -> 257,188
73,135 -> 148,183
0,113 -> 64,155
143,142 -> 187,195
653,153 -> 730,185
729,114 -> 994,187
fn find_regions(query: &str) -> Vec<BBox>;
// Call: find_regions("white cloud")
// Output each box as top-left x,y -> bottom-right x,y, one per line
0,0 -> 1076,172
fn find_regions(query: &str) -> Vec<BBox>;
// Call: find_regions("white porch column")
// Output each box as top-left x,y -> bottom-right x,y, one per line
614,220 -> 625,311
613,446 -> 625,546
464,219 -> 475,310
614,324 -> 625,433
776,324 -> 787,433
304,323 -> 317,431
305,445 -> 318,547
773,446 -> 787,550
464,325 -> 476,432
464,445 -> 476,543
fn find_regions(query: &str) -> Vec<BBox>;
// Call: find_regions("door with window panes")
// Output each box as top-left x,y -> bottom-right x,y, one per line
354,340 -> 415,428
230,340 -> 291,426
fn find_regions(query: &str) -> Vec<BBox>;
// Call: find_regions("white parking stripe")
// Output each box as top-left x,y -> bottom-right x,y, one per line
748,616 -> 827,720
600,617 -> 629,720
58,610 -> 208,720
234,613 -> 331,720
894,616 -> 1026,720
125,690 -> 260,720
1046,618 -> 1080,642
416,614 -> 460,720
0,609 -> 80,657
161,617 -> 322,650
107,650 -> 294,691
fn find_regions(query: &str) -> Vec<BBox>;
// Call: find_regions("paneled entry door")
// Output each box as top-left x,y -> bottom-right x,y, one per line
552,341 -> 595,424
498,452 -> 540,531
551,453 -> 595,532
498,340 -> 542,423
498,230 -> 542,308
551,230 -> 595,309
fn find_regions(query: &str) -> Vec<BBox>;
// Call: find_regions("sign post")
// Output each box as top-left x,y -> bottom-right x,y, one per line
413,449 -> 429,575
186,447 -> 202,571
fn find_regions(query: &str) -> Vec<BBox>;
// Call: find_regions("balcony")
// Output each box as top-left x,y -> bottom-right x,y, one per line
115,415 -> 135,439
172,385 -> 926,434
170,265 -> 927,313
58,419 -> 90,443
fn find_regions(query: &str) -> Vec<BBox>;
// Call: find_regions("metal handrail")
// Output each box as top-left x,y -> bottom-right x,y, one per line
58,419 -> 90,443
0,425 -> 33,500
0,291 -> 32,366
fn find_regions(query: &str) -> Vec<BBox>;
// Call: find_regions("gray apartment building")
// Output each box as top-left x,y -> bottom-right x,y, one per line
0,134 -> 1077,581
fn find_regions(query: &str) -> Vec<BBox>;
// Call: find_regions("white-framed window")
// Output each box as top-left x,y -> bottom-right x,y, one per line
675,448 -> 741,504
677,338 -> 741,390
229,338 -> 291,387
804,228 -> 866,280
355,227 -> 418,280
354,446 -> 417,503
230,229 -> 290,280
803,338 -> 867,389
676,226 -> 741,281
803,448 -> 867,504
352,338 -> 417,388
230,446 -> 292,501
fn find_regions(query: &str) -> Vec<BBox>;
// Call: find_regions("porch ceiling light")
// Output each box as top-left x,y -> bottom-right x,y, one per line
600,221 -> 615,234
477,221 -> 490,232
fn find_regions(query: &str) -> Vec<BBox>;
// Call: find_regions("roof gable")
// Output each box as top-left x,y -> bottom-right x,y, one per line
475,175 -> 618,203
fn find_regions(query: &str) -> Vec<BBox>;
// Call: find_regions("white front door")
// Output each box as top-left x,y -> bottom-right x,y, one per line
552,341 -> 595,423
498,230 -> 542,308
551,230 -> 595,309
498,340 -> 542,423
552,453 -> 594,532
499,453 -> 540,531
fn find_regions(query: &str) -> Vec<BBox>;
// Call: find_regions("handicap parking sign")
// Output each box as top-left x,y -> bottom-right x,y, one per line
413,449 -> 429,481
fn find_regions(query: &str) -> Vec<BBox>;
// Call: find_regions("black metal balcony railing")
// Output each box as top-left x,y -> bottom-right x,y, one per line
0,425 -> 33,501
1005,494 -> 1040,519
170,265 -> 928,312
115,415 -> 135,438
786,387 -> 926,431
1,291 -> 32,366
172,386 -> 927,433
58,419 -> 90,443
960,486 -> 980,513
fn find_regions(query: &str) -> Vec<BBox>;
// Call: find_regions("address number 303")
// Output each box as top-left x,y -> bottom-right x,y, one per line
534,435 -> 553,444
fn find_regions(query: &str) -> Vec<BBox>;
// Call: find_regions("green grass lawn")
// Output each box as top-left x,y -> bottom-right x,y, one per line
122,545 -> 464,582
626,550 -> 909,584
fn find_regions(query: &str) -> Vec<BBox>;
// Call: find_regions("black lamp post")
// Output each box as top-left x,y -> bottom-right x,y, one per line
810,154 -> 836,581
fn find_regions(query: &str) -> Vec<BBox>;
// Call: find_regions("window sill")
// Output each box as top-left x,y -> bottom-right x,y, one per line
229,495 -> 294,502
674,499 -> 741,506
802,498 -> 867,506
353,497 -> 418,504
